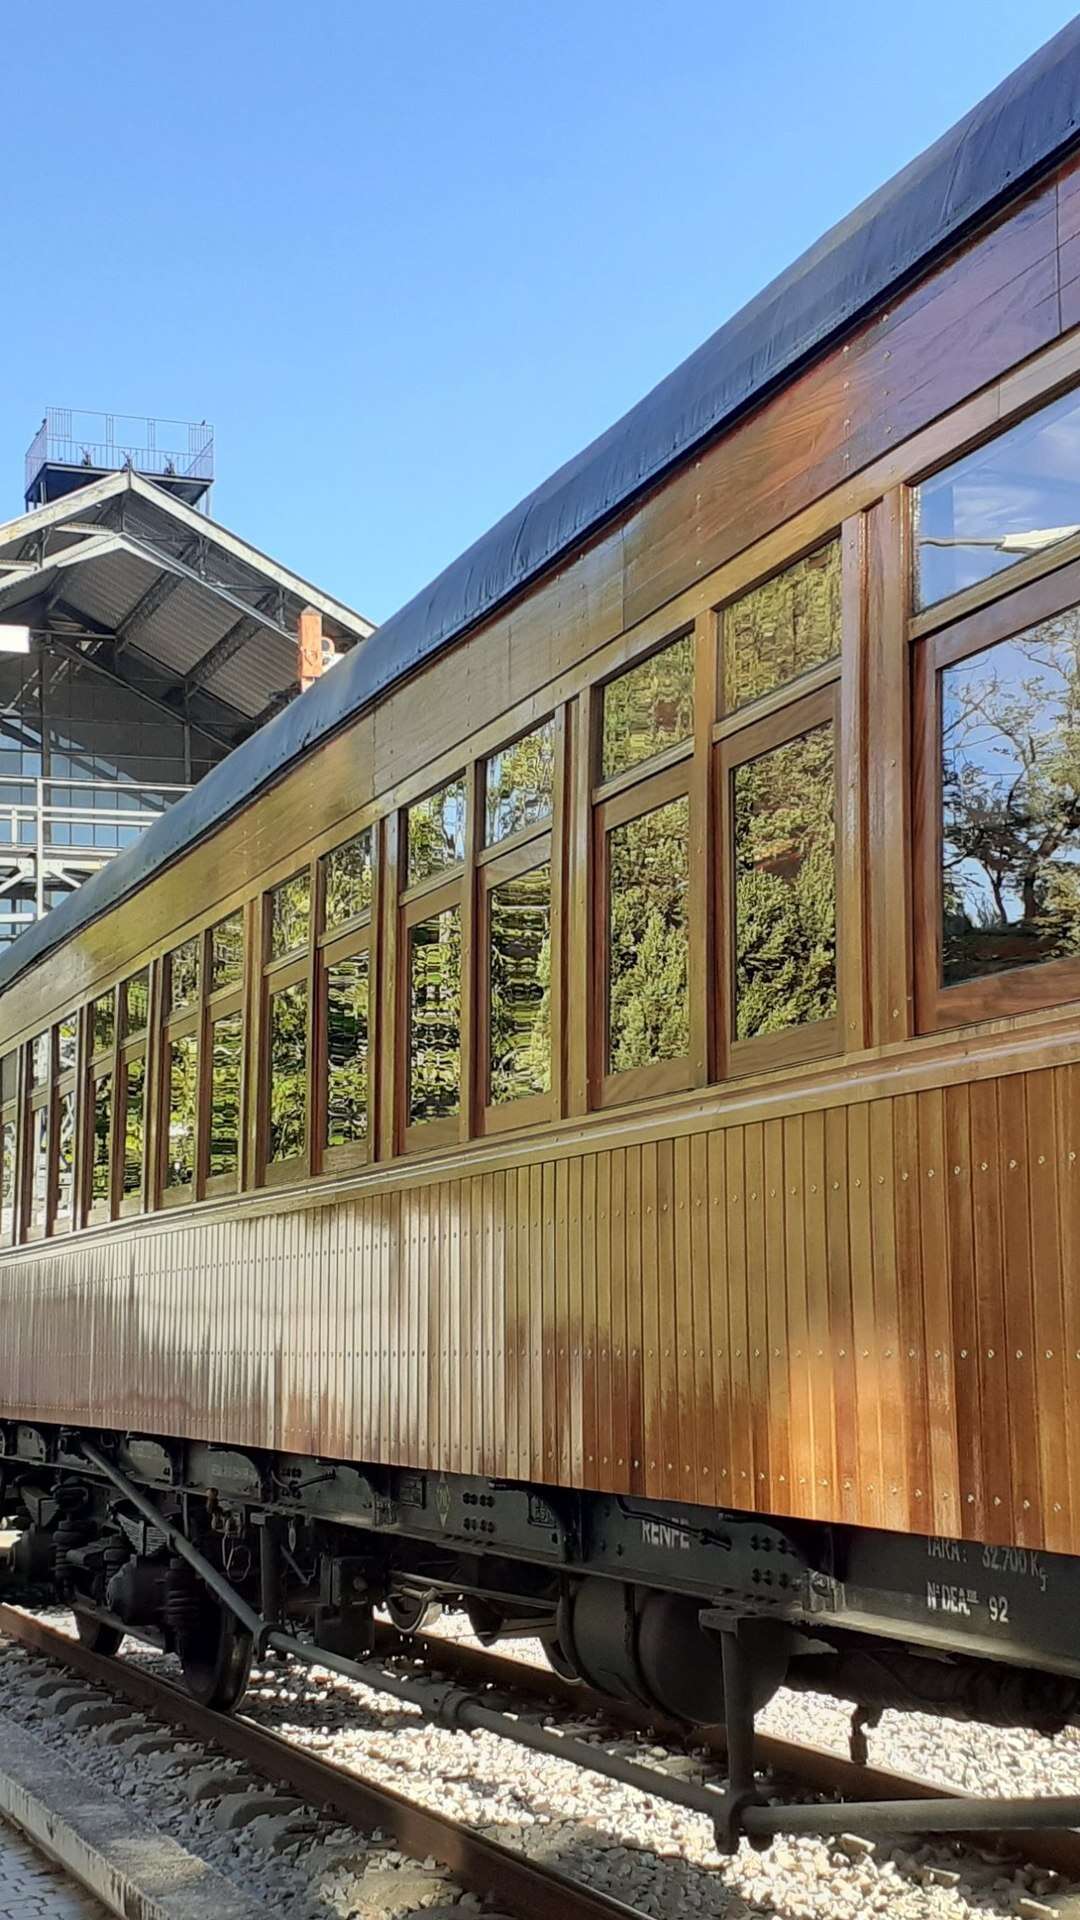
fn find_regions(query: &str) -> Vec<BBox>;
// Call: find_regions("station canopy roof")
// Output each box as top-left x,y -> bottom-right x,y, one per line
0,470 -> 374,748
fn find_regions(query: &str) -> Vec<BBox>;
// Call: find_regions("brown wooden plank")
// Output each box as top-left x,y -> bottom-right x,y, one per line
1028,1070 -> 1071,1554
916,1089 -> 960,1537
967,1079 -> 1014,1543
846,1102 -> 882,1528
998,1079 -> 1042,1547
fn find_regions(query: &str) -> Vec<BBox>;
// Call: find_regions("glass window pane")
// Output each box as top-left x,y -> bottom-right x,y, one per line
30,1032 -> 49,1088
724,543 -> 840,714
55,1089 -> 76,1226
269,872 -> 311,960
407,778 -> 467,886
92,1072 -> 113,1207
210,1011 -> 242,1178
408,906 -> 461,1123
0,1118 -> 15,1241
268,981 -> 307,1163
166,1033 -> 198,1187
122,1055 -> 145,1198
915,387 -> 1080,610
168,938 -> 200,1013
57,1015 -> 78,1074
123,969 -> 149,1037
30,1105 -> 48,1229
323,829 -> 375,931
607,796 -> 690,1072
940,611 -> 1080,986
489,863 -> 551,1104
485,719 -> 557,845
1,1052 -> 16,1105
733,722 -> 837,1039
211,912 -> 244,989
601,635 -> 695,785
326,951 -> 369,1148
92,992 -> 115,1056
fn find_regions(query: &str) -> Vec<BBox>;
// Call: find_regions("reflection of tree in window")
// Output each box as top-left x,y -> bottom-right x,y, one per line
211,913 -> 244,988
92,1074 -> 112,1204
30,1107 -> 48,1227
326,954 -> 369,1145
57,1015 -> 77,1073
0,1120 -> 14,1239
323,830 -> 374,931
724,543 -> 839,713
602,637 -> 694,781
124,970 -> 149,1036
485,722 -> 556,844
607,799 -> 689,1072
166,1033 -> 198,1186
123,1057 -> 145,1196
169,939 -> 200,1012
270,874 -> 311,960
941,611 -> 1080,984
489,865 -> 551,1102
408,908 -> 461,1122
269,982 -> 307,1162
210,1013 -> 242,1176
92,993 -> 114,1055
407,780 -> 467,886
55,1091 -> 76,1223
733,724 -> 836,1038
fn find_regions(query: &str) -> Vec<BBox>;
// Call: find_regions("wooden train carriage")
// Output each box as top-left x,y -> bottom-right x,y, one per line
8,24 -> 1080,1740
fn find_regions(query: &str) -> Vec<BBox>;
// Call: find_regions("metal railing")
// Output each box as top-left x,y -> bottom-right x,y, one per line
0,776 -> 190,929
25,409 -> 214,492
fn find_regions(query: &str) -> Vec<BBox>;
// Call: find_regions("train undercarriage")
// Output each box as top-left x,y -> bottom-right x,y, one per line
2,1418 -> 1077,1748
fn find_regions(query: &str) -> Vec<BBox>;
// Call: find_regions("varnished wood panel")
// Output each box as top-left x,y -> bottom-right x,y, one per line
7,1055 -> 1080,1553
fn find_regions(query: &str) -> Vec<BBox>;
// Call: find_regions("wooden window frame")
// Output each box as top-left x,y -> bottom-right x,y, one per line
50,1014 -> 79,1237
85,987 -> 119,1226
259,866 -> 315,1187
593,755 -> 695,1110
913,553 -> 1080,1032
316,832 -> 376,1174
717,682 -> 844,1078
479,828 -> 558,1136
22,1028 -> 52,1242
400,875 -> 465,1153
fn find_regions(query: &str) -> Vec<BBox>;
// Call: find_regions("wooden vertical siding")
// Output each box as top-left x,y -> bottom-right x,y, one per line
4,1056 -> 1079,1556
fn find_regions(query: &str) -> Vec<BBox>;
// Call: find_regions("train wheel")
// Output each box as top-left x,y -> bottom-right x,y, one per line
178,1605 -> 253,1712
385,1590 -> 442,1635
74,1610 -> 123,1657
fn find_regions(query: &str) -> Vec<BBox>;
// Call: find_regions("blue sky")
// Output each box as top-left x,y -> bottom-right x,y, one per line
2,2 -> 1076,624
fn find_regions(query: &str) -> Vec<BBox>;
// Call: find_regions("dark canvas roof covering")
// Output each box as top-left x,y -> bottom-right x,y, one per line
4,17 -> 1080,992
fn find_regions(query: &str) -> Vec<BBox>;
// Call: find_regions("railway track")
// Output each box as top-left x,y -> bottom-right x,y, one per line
0,1603 -> 667,1920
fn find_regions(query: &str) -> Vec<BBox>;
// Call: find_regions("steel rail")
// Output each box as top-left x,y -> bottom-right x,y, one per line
373,1624 -> 1080,1880
0,1604 -> 645,1920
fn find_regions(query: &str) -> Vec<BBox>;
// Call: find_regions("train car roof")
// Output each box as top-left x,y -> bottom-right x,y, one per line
3,19 -> 1079,993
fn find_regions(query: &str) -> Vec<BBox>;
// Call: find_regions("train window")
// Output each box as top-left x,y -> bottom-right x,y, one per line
267,980 -> 308,1165
168,938 -> 200,1013
486,857 -> 552,1108
57,1015 -> 78,1074
123,970 -> 150,1037
325,951 -> 370,1150
914,569 -> 1080,1029
484,718 -> 557,845
605,791 -> 690,1077
406,902 -> 462,1132
731,718 -> 837,1042
90,1071 -> 113,1214
600,633 -> 694,783
0,1054 -> 16,1245
211,912 -> 244,989
29,1106 -> 48,1232
913,386 -> 1080,611
165,1033 -> 198,1189
322,829 -> 375,932
269,872 -> 311,960
407,777 -> 467,886
30,1032 -> 49,1089
55,1091 -> 76,1228
722,541 -> 840,715
92,991 -> 115,1056
121,1055 -> 146,1199
209,1011 -> 242,1178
